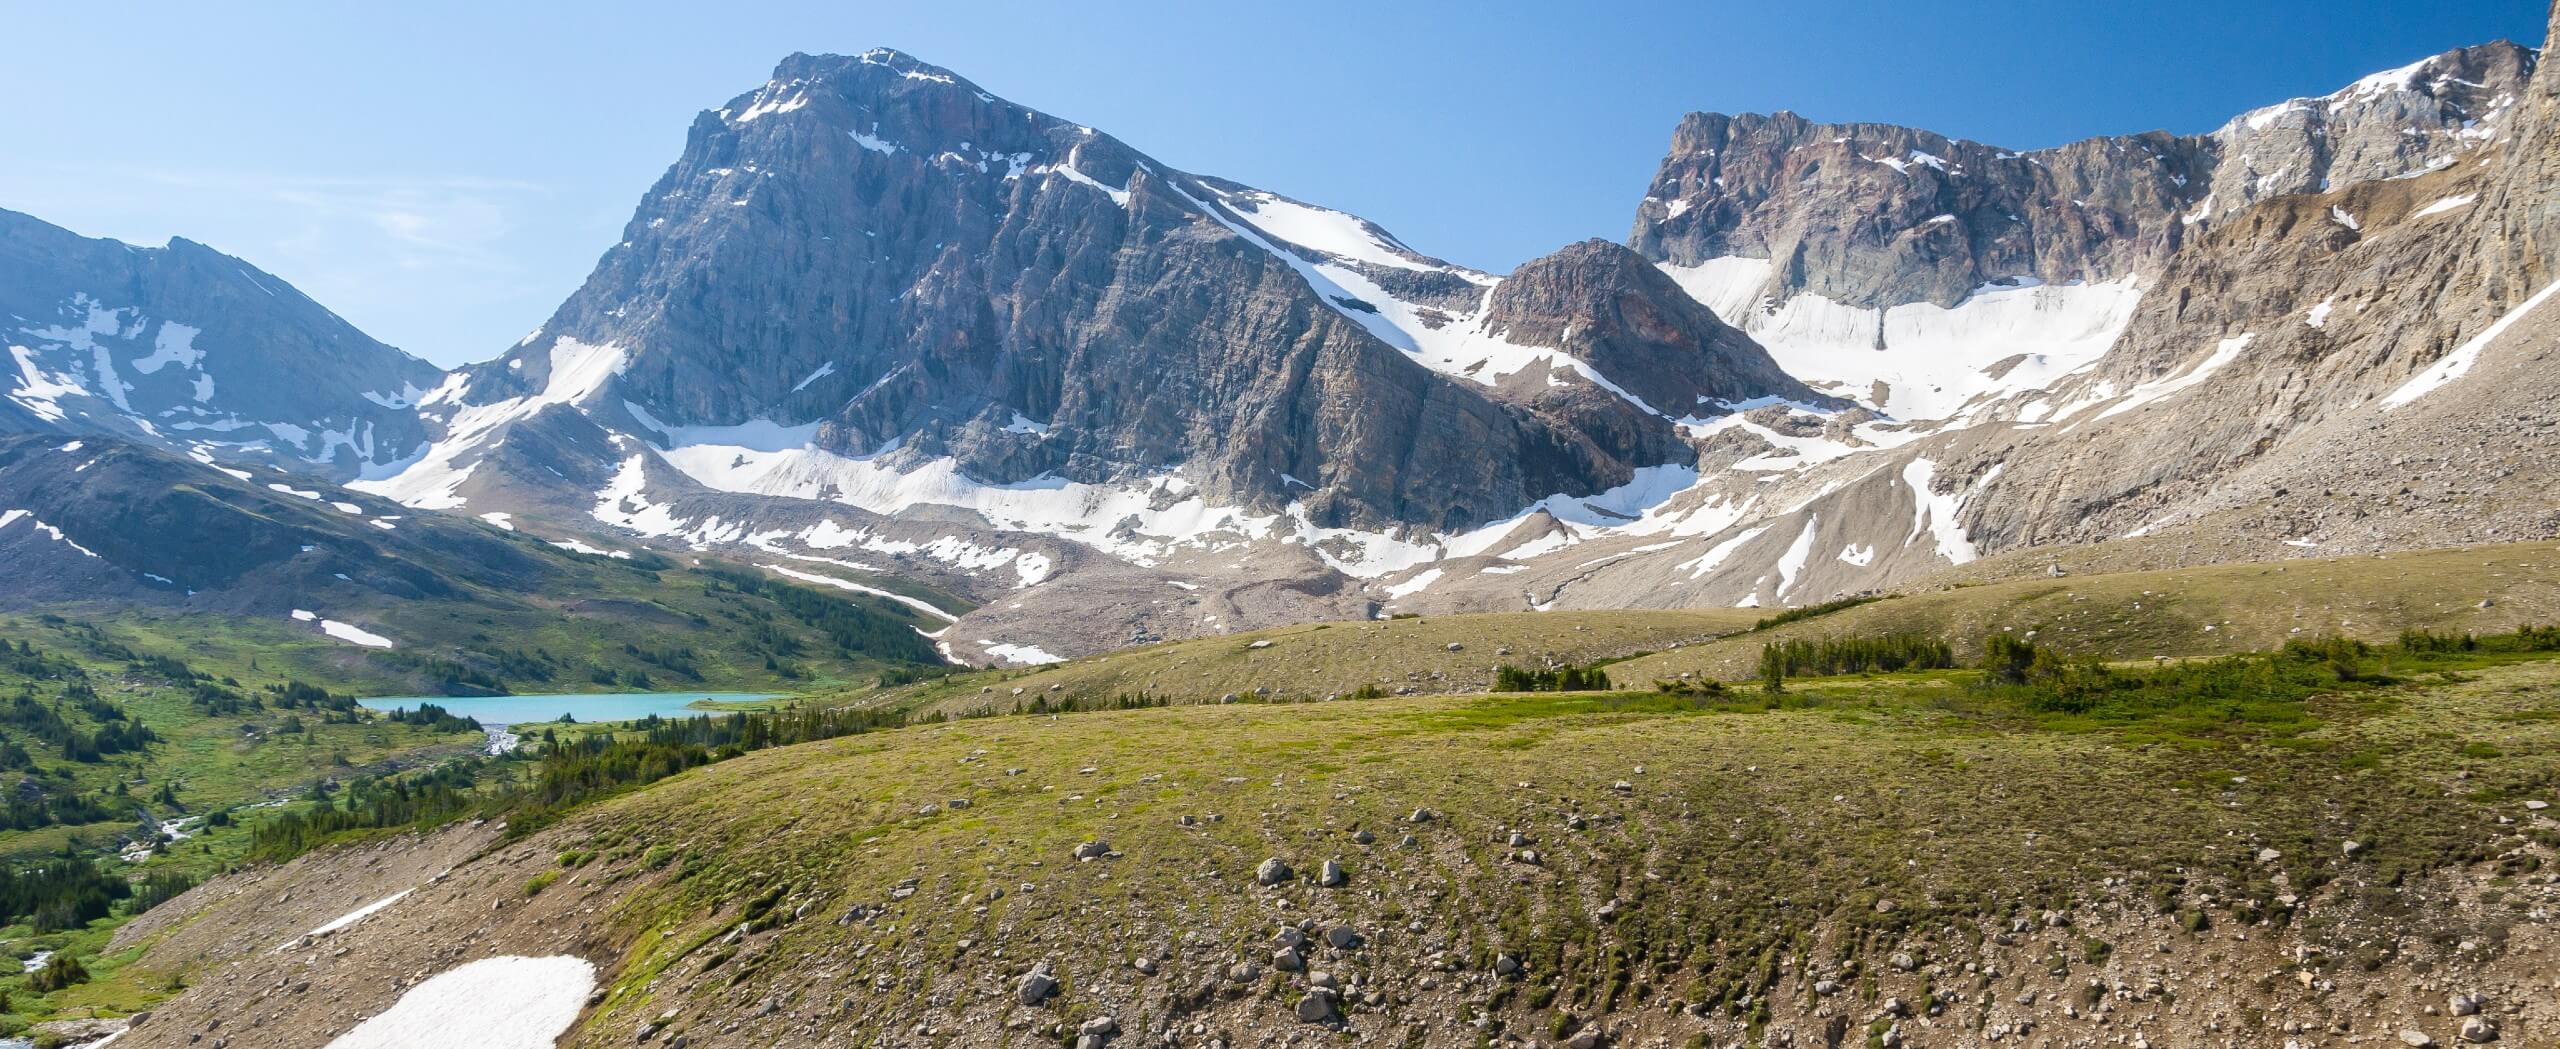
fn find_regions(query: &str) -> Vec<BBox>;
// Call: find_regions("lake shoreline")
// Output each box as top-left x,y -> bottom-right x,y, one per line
358,692 -> 787,753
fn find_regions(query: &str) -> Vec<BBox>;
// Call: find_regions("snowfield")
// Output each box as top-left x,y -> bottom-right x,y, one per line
321,955 -> 595,1049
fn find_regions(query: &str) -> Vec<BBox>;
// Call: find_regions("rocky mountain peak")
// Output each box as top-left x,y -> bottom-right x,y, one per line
0,208 -> 442,477
372,48 -> 1822,551
1484,238 -> 1813,414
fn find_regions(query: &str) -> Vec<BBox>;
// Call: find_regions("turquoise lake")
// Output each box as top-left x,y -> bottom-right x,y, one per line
357,691 -> 782,728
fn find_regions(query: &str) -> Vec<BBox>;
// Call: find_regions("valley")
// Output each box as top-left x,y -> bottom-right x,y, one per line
1,3 -> 2557,1046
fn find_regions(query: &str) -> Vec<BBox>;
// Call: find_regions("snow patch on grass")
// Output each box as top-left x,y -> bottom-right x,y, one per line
321,955 -> 594,1049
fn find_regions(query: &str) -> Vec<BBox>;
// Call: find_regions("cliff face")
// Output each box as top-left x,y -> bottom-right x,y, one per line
1630,42 -> 2536,312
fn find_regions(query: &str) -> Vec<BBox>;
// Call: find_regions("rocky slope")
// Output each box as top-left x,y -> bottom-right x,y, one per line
0,208 -> 444,477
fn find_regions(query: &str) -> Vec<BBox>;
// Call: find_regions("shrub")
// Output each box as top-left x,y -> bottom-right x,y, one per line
27,951 -> 87,993
1762,633 -> 1955,680
1493,664 -> 1612,692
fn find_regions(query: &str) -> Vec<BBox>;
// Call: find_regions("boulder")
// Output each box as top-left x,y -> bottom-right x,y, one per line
1017,965 -> 1058,1006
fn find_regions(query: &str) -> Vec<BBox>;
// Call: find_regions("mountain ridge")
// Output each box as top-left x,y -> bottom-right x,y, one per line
5,32 -> 2558,665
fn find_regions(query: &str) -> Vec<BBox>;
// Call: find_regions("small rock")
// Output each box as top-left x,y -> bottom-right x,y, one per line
1318,859 -> 1347,887
2401,1031 -> 2437,1047
2344,840 -> 2366,858
1296,989 -> 1338,1023
1494,953 -> 1521,977
1256,857 -> 1294,886
2449,993 -> 2483,1017
2460,1017 -> 2497,1043
1072,840 -> 1112,860
1324,924 -> 1360,949
1408,808 -> 1434,824
1350,829 -> 1375,845
1272,946 -> 1305,971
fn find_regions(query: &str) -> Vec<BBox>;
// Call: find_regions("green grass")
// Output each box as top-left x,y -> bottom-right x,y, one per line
392,638 -> 2560,1045
882,607 -> 1771,716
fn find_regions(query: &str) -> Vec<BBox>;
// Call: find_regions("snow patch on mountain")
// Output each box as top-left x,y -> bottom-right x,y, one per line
1658,258 -> 2143,422
2381,280 -> 2560,410
356,338 -> 628,509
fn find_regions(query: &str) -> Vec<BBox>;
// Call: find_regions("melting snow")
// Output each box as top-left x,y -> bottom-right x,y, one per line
1382,568 -> 1444,599
306,890 -> 412,939
2091,334 -> 2255,421
0,510 -> 101,558
789,362 -> 837,392
1658,258 -> 2143,422
292,610 -> 394,649
1772,515 -> 1821,600
980,642 -> 1064,666
760,563 -> 960,622
1901,458 -> 1981,565
1226,191 -> 1432,271
2381,279 -> 2560,410
2411,193 -> 2477,219
322,955 -> 595,1049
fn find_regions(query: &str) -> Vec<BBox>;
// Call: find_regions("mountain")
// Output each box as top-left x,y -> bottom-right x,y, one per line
326,36 -> 2560,660
1390,35 -> 2560,617
1629,42 -> 2536,420
11,36 -> 2554,666
335,49 -> 1822,658
0,431 -> 951,692
0,209 -> 444,477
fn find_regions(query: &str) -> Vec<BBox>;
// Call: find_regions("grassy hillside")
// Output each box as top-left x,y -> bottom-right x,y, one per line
888,608 -> 1768,716
94,627 -> 2560,1048
865,541 -> 2560,716
1608,540 -> 2560,686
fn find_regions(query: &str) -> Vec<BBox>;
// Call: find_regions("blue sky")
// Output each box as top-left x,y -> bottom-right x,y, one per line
2,1 -> 2544,367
